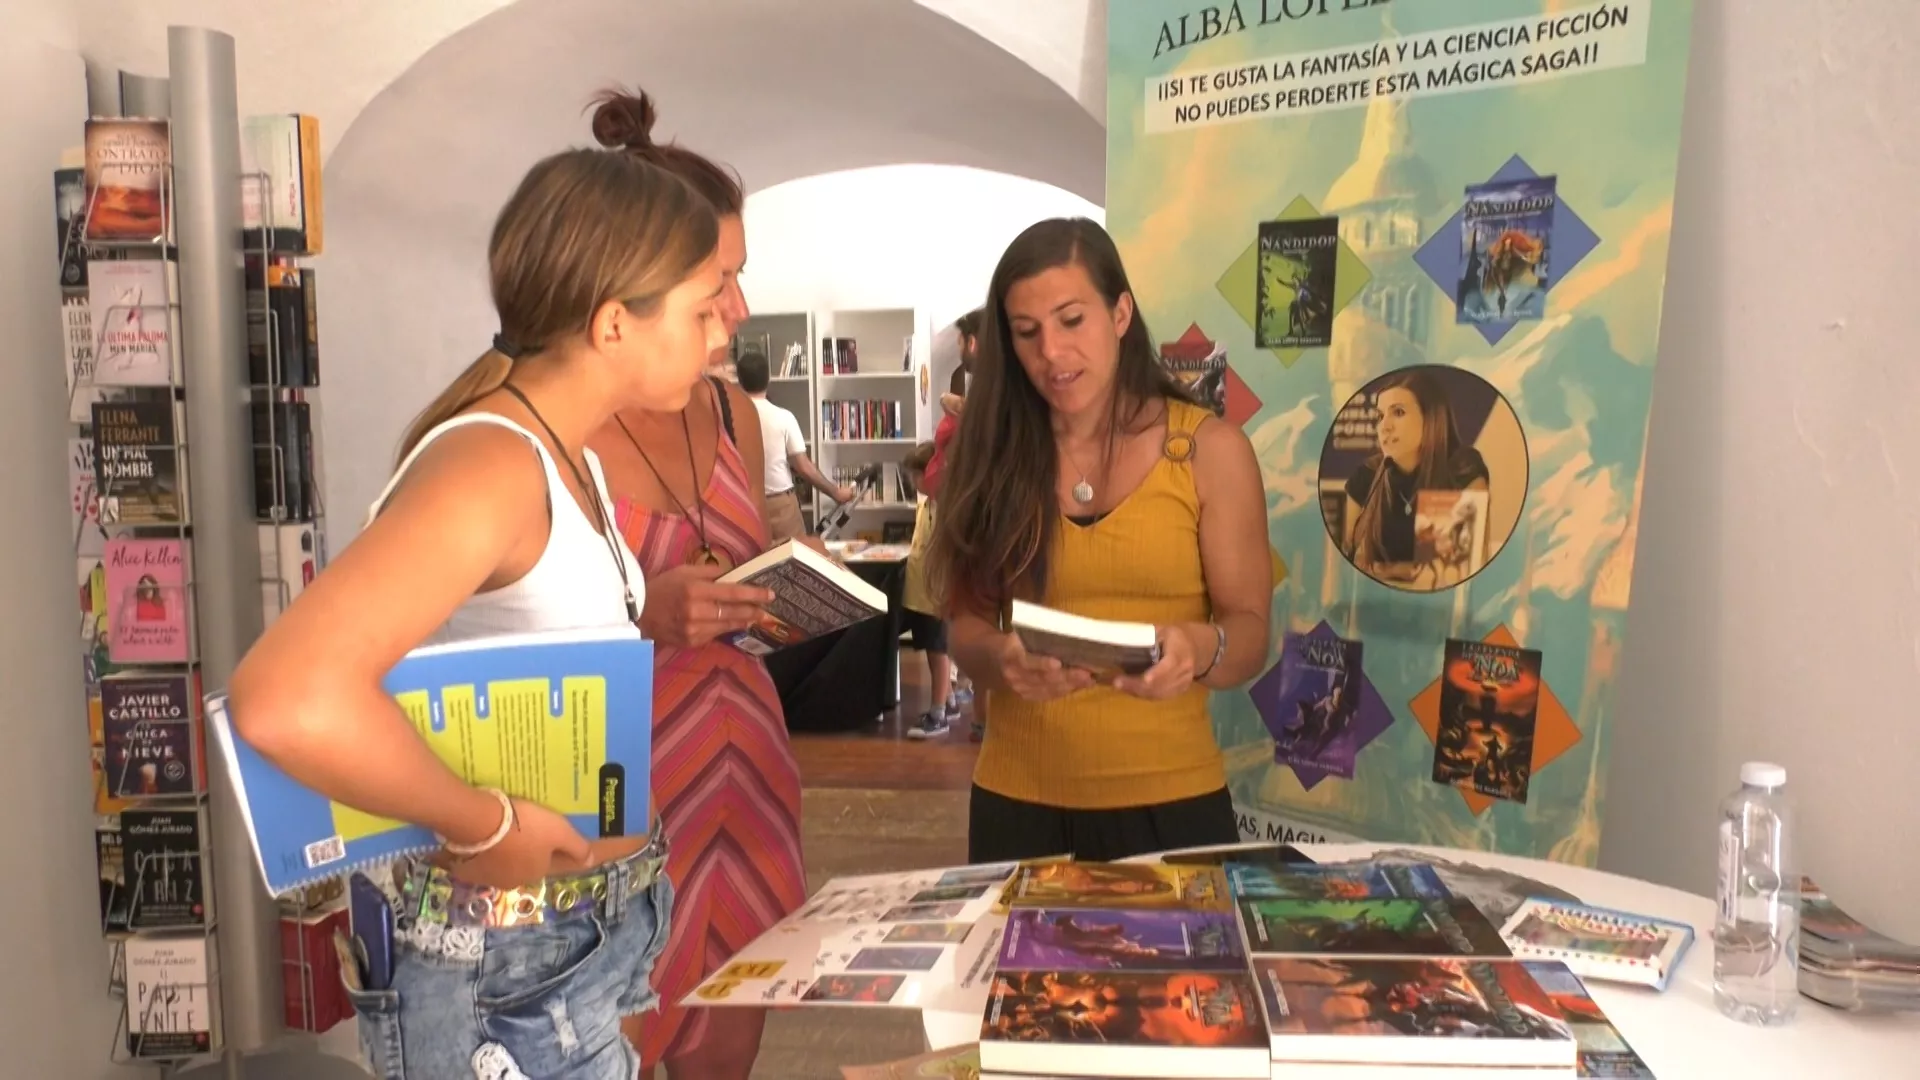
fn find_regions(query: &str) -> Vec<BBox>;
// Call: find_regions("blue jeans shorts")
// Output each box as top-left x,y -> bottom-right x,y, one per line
345,846 -> 674,1080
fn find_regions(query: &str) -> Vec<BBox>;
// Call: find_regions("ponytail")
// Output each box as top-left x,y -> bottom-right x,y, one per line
394,348 -> 514,465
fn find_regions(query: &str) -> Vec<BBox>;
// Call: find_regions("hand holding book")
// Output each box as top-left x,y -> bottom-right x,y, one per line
993,630 -> 1096,703
640,561 -> 777,648
1111,624 -> 1201,700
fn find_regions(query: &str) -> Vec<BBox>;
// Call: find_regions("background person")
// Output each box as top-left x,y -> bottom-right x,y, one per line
583,88 -> 806,1080
736,348 -> 855,540
899,440 -> 961,740
226,146 -> 723,1080
929,217 -> 1273,865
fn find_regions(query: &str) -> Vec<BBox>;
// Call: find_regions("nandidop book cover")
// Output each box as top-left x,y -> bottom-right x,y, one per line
1254,956 -> 1575,1063
1458,175 -> 1557,325
1258,629 -> 1365,780
1432,639 -> 1544,804
207,628 -> 654,895
1240,897 -> 1509,958
1255,216 -> 1338,349
1007,861 -> 1230,912
1227,862 -> 1447,902
1001,908 -> 1245,972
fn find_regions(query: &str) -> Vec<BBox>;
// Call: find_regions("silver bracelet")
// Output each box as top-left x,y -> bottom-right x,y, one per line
438,787 -> 515,857
1195,623 -> 1227,681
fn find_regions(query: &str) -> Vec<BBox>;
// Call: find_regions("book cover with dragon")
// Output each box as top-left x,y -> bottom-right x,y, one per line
1228,862 -> 1448,902
1006,861 -> 1229,912
1239,897 -> 1509,958
981,969 -> 1267,1075
1432,639 -> 1544,804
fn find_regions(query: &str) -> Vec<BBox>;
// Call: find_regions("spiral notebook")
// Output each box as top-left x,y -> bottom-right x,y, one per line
206,626 -> 653,896
1498,897 -> 1695,990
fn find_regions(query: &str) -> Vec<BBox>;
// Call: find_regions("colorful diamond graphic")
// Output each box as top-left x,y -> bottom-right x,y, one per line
1407,624 -> 1583,817
1223,367 -> 1261,428
1413,155 -> 1602,347
1216,196 -> 1372,368
1248,621 -> 1391,791
1159,322 -> 1263,428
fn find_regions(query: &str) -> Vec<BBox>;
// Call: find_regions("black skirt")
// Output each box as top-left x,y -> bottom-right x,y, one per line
967,783 -> 1240,864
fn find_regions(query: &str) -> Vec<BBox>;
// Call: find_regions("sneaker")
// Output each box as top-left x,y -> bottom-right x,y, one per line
905,711 -> 951,741
944,697 -> 963,722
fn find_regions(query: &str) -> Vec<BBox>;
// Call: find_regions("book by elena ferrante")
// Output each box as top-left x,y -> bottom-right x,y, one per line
1239,896 -> 1509,958
83,118 -> 172,244
1253,956 -> 1576,1070
981,968 -> 1270,1079
1006,861 -> 1231,913
206,627 -> 654,895
1001,907 -> 1247,972
1458,174 -> 1556,325
1255,216 -> 1339,349
1432,638 -> 1544,805
92,398 -> 190,527
1008,600 -> 1160,677
717,539 -> 888,656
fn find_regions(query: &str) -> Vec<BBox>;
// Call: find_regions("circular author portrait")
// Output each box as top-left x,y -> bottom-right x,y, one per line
1318,364 -> 1528,593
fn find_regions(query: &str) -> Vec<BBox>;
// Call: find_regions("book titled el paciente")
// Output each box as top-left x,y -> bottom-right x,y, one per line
207,627 -> 654,896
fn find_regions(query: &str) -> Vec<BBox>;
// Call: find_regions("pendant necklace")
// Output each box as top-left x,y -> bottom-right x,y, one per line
1061,439 -> 1100,506
498,383 -> 640,622
616,412 -> 719,566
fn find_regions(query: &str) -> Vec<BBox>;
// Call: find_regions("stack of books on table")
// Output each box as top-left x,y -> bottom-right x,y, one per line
978,856 -> 1654,1080
1799,876 -> 1920,1013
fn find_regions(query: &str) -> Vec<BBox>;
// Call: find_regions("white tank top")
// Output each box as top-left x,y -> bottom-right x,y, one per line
367,413 -> 645,645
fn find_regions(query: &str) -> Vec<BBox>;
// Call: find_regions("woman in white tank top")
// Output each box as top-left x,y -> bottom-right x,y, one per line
224,147 -> 740,1080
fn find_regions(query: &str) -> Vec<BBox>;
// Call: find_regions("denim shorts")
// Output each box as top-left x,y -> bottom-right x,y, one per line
344,859 -> 674,1079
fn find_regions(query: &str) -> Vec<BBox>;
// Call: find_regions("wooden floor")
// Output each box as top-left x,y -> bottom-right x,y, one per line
789,649 -> 979,792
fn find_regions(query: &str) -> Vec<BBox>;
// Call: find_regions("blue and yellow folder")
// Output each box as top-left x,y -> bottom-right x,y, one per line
206,627 -> 654,896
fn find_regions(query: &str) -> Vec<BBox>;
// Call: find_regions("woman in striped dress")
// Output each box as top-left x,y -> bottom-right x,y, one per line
584,89 -> 806,1079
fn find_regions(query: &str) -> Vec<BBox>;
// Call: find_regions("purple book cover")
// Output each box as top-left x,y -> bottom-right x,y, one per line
1261,629 -> 1366,779
1000,908 -> 1245,972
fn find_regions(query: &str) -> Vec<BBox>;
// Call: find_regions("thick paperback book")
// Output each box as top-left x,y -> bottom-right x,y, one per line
207,627 -> 654,895
718,540 -> 887,656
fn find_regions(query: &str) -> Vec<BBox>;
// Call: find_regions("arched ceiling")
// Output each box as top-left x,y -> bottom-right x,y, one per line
76,0 -> 1103,156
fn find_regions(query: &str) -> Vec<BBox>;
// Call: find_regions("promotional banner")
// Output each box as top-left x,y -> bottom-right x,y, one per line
1106,0 -> 1694,863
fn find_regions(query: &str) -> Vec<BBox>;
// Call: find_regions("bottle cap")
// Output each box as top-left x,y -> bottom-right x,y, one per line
1741,761 -> 1786,788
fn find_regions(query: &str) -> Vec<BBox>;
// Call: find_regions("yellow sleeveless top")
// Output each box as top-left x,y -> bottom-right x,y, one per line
974,399 -> 1223,809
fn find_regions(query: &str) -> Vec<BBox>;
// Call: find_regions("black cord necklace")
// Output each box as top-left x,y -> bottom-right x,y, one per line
497,382 -> 640,622
614,411 -> 719,566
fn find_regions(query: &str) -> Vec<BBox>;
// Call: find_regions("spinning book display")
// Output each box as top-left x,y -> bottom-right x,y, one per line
1105,0 -> 1696,861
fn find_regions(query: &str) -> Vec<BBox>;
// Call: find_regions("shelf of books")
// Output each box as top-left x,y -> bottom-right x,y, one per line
62,106 -> 348,1070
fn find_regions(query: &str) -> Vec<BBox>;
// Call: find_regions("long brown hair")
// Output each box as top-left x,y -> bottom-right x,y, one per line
588,87 -> 744,215
928,217 -> 1195,618
1349,367 -> 1465,568
395,148 -> 719,462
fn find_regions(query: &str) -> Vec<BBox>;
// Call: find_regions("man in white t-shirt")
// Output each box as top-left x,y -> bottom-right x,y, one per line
736,350 -> 854,542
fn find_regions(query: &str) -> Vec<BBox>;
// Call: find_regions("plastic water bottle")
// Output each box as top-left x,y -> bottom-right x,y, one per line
1713,761 -> 1799,1025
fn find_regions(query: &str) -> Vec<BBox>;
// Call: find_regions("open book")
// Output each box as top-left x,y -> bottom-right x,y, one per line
719,539 -> 888,656
1009,599 -> 1160,676
205,627 -> 654,896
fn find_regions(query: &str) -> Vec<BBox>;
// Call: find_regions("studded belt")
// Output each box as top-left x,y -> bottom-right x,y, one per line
387,826 -> 669,929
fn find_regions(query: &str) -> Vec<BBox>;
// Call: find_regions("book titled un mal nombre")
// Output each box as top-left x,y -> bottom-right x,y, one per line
207,626 -> 654,896
718,539 -> 888,656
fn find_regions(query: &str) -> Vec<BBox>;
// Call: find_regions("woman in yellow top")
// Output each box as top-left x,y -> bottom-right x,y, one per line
928,217 -> 1272,863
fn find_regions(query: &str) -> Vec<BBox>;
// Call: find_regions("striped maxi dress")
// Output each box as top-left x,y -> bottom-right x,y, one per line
612,417 -> 806,1067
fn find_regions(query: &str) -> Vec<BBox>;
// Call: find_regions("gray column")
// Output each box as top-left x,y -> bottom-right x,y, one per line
120,71 -> 171,117
166,24 -> 277,1059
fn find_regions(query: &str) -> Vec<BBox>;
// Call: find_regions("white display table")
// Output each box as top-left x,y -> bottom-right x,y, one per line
920,843 -> 1919,1078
